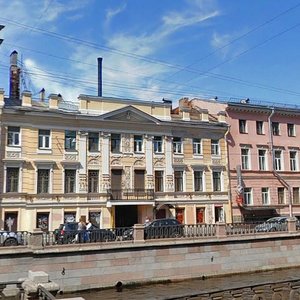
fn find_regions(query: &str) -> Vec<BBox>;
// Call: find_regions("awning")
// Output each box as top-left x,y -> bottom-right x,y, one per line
240,206 -> 279,217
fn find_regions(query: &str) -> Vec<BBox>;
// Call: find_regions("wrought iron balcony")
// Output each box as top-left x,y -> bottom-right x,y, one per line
107,189 -> 154,201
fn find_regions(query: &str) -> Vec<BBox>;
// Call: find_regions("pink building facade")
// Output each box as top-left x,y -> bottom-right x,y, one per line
190,98 -> 300,222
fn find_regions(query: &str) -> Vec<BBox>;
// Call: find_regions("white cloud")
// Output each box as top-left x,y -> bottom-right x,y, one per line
105,3 -> 127,25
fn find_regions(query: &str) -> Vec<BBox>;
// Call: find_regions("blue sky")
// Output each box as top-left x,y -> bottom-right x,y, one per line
0,0 -> 300,106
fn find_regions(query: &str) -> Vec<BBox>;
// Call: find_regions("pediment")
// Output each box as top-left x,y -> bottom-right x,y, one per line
101,106 -> 160,124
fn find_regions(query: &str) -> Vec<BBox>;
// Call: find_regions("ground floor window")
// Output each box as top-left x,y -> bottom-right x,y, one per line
4,212 -> 18,231
196,207 -> 205,223
176,208 -> 185,224
36,212 -> 49,232
88,211 -> 101,227
215,206 -> 224,222
64,212 -> 76,223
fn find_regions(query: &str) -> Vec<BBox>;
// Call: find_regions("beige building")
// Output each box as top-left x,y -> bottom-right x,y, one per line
0,89 -> 231,232
0,51 -> 231,231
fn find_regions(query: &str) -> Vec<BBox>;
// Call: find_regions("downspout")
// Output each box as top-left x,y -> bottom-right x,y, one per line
268,108 -> 293,217
224,125 -> 233,223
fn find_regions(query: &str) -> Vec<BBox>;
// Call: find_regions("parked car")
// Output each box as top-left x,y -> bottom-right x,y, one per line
255,217 -> 290,232
54,222 -> 116,244
122,218 -> 184,240
0,230 -> 22,246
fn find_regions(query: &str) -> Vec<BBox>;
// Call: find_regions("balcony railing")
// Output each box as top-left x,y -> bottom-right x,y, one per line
107,189 -> 154,201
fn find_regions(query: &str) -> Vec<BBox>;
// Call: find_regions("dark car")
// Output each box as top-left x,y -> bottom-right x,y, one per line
122,218 -> 184,240
54,222 -> 115,244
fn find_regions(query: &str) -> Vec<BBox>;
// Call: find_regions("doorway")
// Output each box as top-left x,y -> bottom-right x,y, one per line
4,212 -> 18,231
115,205 -> 138,227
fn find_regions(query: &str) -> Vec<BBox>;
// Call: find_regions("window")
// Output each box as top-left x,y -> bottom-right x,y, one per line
274,150 -> 282,171
111,133 -> 121,153
6,167 -> 19,192
134,135 -> 143,152
38,129 -> 50,149
7,126 -> 20,146
65,130 -> 76,150
173,137 -> 182,154
212,171 -> 221,192
241,148 -> 250,170
194,171 -> 203,192
37,169 -> 50,194
293,187 -> 300,204
239,119 -> 247,133
262,187 -> 269,205
258,149 -> 267,171
174,171 -> 183,192
153,136 -> 163,153
88,132 -> 99,152
272,122 -> 280,136
290,151 -> 297,171
196,208 -> 205,223
278,187 -> 285,204
88,170 -> 99,193
256,121 -> 264,135
65,169 -> 76,193
243,187 -> 252,205
287,123 -> 295,137
193,138 -> 202,155
155,170 -> 164,192
211,139 -> 220,156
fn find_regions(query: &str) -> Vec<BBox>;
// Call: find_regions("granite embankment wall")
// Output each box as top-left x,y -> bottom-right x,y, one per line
1,231 -> 300,293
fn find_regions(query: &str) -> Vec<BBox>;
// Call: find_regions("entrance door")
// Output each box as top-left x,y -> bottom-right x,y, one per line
111,169 -> 122,199
134,170 -> 145,190
4,212 -> 18,231
115,205 -> 138,227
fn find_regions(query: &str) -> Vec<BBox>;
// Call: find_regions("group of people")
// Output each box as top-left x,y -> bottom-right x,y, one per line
75,218 -> 93,243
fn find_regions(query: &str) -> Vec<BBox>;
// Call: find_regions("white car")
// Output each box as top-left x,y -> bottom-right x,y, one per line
0,231 -> 20,246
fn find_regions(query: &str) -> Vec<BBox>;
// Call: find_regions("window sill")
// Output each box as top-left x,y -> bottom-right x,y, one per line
6,146 -> 21,152
37,149 -> 52,154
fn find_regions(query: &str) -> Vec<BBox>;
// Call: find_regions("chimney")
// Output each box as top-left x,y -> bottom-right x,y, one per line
21,91 -> 32,107
39,88 -> 45,102
97,57 -> 103,97
49,94 -> 60,109
9,50 -> 21,100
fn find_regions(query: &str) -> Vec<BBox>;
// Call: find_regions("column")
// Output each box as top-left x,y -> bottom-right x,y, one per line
145,135 -> 154,189
101,132 -> 111,191
165,136 -> 174,192
78,131 -> 88,193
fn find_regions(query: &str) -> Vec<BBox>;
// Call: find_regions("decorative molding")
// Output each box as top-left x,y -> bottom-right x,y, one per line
88,155 -> 101,165
154,157 -> 165,167
123,134 -> 131,153
134,159 -> 145,166
166,175 -> 174,192
64,153 -> 77,161
79,174 -> 87,192
6,151 -> 21,158
102,174 -> 111,190
124,166 -> 131,189
111,158 -> 121,166
146,175 -> 154,189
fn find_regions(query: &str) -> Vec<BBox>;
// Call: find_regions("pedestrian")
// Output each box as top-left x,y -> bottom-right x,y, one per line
144,216 -> 150,226
76,218 -> 87,243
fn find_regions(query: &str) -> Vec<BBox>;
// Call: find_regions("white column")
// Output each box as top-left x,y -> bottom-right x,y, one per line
78,131 -> 87,174
165,136 -> 173,176
145,135 -> 153,176
101,132 -> 110,175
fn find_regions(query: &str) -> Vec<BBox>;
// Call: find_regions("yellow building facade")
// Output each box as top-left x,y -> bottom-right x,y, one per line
0,89 -> 231,232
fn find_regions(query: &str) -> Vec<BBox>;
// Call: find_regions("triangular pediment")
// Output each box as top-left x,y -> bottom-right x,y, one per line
101,105 -> 161,124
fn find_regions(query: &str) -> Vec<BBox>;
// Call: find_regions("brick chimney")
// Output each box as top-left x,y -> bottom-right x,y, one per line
9,50 -> 21,100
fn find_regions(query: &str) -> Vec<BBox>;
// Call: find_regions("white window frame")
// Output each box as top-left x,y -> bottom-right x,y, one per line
243,187 -> 252,205
212,170 -> 223,192
174,169 -> 185,192
262,187 -> 270,205
35,163 -> 53,194
241,148 -> 250,170
256,121 -> 264,135
193,169 -> 205,192
154,169 -> 164,192
7,126 -> 21,146
173,137 -> 183,154
239,119 -> 247,134
38,129 -> 51,150
65,130 -> 76,151
211,140 -> 220,156
272,122 -> 280,136
193,138 -> 202,155
290,150 -> 298,171
153,136 -> 163,154
287,123 -> 296,137
134,135 -> 143,153
274,150 -> 283,171
4,165 -> 22,193
258,149 -> 267,171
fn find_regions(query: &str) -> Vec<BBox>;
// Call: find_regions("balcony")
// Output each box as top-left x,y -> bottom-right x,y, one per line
107,189 -> 154,201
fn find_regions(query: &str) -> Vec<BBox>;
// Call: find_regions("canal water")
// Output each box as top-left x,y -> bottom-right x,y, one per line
58,267 -> 300,300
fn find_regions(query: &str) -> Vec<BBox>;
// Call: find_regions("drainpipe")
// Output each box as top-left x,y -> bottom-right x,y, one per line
224,125 -> 233,223
268,108 -> 293,218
